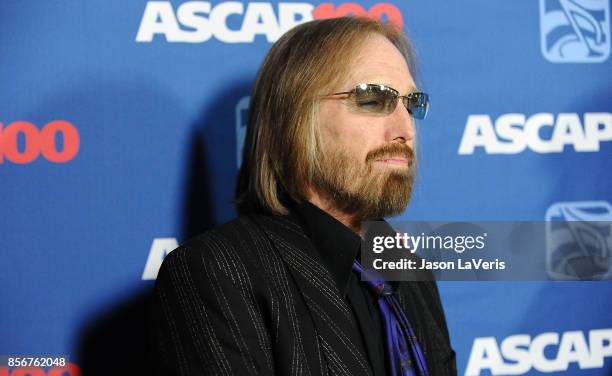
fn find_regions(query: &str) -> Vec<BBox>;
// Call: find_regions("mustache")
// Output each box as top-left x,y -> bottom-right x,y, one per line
365,143 -> 415,164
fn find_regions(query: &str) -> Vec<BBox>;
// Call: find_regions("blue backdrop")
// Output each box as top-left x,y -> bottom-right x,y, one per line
1,1 -> 611,375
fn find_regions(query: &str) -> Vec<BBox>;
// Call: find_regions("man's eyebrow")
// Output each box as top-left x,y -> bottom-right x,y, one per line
404,85 -> 419,95
378,82 -> 419,94
349,81 -> 419,94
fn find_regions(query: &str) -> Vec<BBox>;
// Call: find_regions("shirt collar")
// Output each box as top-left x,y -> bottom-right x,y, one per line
289,199 -> 403,294
290,200 -> 361,297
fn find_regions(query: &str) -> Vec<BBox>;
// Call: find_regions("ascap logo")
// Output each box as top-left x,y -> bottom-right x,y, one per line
465,329 -> 612,375
540,0 -> 610,63
135,1 -> 403,44
458,112 -> 612,155
0,121 -> 80,164
142,238 -> 179,280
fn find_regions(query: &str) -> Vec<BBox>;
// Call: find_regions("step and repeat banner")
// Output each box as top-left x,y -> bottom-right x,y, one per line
1,1 -> 611,375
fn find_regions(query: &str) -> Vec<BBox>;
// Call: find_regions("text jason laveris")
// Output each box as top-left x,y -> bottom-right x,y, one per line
372,258 -> 506,271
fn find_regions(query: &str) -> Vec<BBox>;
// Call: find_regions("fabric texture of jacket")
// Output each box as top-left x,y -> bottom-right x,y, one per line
150,211 -> 457,375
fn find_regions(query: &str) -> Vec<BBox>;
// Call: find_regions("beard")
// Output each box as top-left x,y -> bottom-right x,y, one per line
311,142 -> 416,222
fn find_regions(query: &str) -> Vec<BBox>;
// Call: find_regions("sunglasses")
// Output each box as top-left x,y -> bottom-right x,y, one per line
326,83 -> 429,120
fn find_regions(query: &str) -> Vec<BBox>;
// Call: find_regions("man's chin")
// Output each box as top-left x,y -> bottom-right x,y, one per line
344,183 -> 413,221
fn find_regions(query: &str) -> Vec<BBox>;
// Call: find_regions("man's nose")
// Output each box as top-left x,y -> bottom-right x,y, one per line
386,100 -> 415,143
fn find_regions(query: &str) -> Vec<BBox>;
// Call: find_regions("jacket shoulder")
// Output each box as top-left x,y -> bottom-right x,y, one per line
150,216 -> 278,374
160,215 -> 272,279
185,215 -> 262,250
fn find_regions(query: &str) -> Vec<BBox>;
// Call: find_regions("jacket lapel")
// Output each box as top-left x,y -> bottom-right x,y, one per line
252,213 -> 374,376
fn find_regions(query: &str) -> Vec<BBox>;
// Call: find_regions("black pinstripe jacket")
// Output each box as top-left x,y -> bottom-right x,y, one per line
150,212 -> 457,376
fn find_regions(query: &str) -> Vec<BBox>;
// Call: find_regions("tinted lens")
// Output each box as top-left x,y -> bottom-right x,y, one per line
354,84 -> 397,114
404,92 -> 429,120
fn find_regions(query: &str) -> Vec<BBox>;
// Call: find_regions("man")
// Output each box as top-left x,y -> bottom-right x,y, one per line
151,16 -> 456,376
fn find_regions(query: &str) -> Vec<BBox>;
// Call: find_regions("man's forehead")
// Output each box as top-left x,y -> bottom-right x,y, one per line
344,72 -> 417,94
343,36 -> 415,93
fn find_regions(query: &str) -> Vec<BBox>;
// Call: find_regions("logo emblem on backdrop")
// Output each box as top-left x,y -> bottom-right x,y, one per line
465,328 -> 612,375
0,120 -> 80,164
135,1 -> 403,44
235,96 -> 250,169
457,112 -> 612,155
540,0 -> 610,63
545,201 -> 612,280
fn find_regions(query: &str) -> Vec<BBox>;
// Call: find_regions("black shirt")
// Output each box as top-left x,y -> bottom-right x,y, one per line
291,200 -> 388,376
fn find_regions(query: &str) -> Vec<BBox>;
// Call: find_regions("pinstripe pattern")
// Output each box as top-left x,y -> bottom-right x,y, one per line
268,233 -> 353,320
303,293 -> 371,375
320,338 -> 352,376
151,213 -> 456,375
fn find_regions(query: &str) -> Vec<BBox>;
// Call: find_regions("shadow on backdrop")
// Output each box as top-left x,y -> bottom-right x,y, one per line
78,288 -> 156,375
181,79 -> 252,241
180,78 -> 254,239
78,79 -> 254,375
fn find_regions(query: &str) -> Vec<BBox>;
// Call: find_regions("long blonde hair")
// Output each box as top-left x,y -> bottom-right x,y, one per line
235,17 -> 415,215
